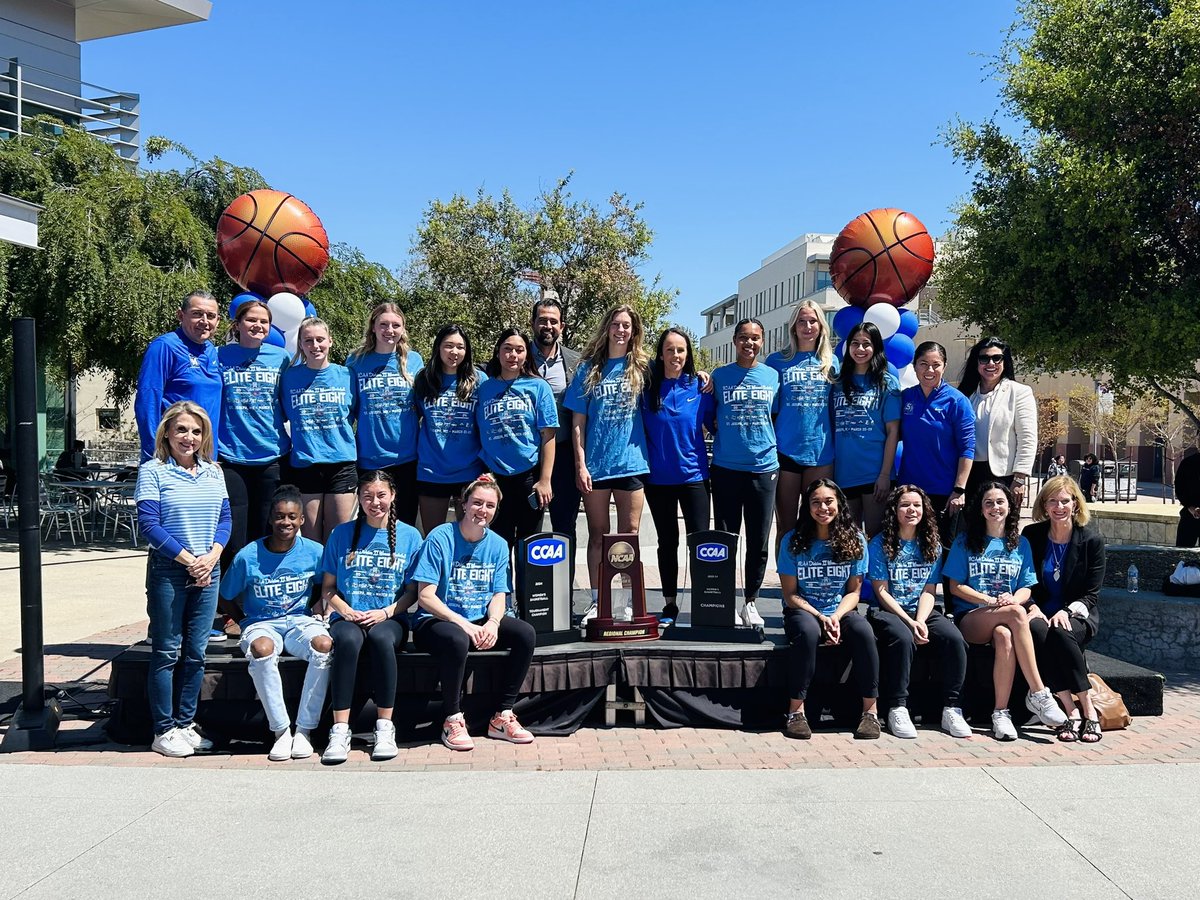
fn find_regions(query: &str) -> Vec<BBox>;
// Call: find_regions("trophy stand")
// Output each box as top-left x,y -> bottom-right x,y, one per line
584,533 -> 659,642
661,530 -> 764,643
516,532 -> 580,646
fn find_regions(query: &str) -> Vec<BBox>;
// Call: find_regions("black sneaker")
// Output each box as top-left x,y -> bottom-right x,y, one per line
660,600 -> 680,624
784,711 -> 812,740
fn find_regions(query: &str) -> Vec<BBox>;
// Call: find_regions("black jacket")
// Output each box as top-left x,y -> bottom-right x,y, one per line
1176,452 -> 1200,509
1022,520 -> 1106,636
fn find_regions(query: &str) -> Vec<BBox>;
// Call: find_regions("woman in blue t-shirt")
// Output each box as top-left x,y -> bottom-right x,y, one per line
217,299 -> 290,576
135,401 -> 231,758
220,485 -> 330,762
778,479 -> 879,740
347,302 -> 424,527
944,482 -> 1068,741
476,328 -> 558,550
565,305 -> 651,621
867,485 -> 969,740
281,317 -> 358,542
833,322 -> 900,536
414,324 -> 488,534
412,475 -> 538,752
318,470 -> 424,764
766,299 -> 838,544
708,318 -> 780,628
641,328 -> 714,622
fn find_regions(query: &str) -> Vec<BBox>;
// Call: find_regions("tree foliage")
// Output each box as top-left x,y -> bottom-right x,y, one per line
939,0 -> 1200,430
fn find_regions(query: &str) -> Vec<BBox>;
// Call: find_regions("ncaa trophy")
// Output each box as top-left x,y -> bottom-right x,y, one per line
584,533 -> 659,642
516,532 -> 579,646
662,530 -> 765,643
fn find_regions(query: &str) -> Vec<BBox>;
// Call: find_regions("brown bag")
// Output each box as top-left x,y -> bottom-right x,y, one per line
1087,673 -> 1133,730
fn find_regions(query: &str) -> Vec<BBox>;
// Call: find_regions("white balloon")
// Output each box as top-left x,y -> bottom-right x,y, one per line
267,291 -> 306,333
284,331 -> 299,356
898,363 -> 919,390
863,302 -> 901,340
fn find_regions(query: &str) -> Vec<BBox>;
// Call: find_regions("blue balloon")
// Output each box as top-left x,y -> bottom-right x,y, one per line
263,324 -> 286,347
885,333 -> 916,369
832,305 -> 865,338
229,290 -> 265,320
834,339 -> 846,360
887,362 -> 900,380
897,309 -> 920,339
303,298 -> 317,318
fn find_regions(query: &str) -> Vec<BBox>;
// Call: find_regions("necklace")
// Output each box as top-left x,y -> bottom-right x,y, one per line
1048,539 -> 1068,582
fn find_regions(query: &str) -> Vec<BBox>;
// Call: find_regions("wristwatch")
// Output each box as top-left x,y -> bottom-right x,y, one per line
951,485 -> 966,496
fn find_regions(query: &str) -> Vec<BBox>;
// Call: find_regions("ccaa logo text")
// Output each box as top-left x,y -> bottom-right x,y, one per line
696,542 -> 728,562
527,537 -> 568,566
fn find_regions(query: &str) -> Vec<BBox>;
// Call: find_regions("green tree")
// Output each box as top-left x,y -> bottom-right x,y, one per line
939,0 -> 1200,431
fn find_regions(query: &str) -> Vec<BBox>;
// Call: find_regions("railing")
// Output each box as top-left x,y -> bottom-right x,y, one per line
0,56 -> 140,160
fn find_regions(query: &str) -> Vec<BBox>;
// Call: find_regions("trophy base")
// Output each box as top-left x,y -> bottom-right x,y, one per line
585,616 -> 661,642
533,628 -> 585,647
661,623 -> 766,644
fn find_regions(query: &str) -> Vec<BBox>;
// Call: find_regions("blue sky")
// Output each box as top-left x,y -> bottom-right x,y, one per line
84,1 -> 1019,331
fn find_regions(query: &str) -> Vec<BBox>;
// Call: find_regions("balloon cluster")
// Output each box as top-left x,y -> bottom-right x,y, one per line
229,291 -> 318,355
831,305 -> 921,389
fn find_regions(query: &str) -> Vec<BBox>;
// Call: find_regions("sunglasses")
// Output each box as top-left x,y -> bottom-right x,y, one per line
978,354 -> 1005,365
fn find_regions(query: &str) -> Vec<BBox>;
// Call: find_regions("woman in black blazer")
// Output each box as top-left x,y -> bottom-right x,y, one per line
1022,475 -> 1106,743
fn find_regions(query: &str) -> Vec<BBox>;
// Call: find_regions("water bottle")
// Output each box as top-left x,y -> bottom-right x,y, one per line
1127,564 -> 1139,594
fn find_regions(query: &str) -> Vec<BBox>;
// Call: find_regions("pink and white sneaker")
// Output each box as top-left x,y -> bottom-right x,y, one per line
441,714 -> 474,752
488,710 -> 535,744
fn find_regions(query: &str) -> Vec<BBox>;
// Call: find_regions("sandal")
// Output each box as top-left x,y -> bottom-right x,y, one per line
1056,718 -> 1080,742
1079,718 -> 1102,743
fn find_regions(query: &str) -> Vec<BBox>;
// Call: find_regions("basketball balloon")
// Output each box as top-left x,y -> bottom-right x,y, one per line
216,190 -> 330,297
829,208 -> 934,307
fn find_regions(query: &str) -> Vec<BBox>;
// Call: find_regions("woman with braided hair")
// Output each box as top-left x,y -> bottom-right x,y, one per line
318,470 -> 423,764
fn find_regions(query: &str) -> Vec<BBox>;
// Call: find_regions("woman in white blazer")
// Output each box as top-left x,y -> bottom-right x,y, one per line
957,337 -> 1037,507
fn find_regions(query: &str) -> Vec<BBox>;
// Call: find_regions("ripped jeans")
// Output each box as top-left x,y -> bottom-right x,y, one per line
240,615 -> 332,733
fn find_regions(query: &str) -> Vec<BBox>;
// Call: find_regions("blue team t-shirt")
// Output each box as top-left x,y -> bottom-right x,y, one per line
411,523 -> 512,622
281,364 -> 357,467
350,350 -> 424,469
766,351 -> 838,467
778,531 -> 869,615
709,363 -> 780,473
475,376 -> 559,476
217,343 -> 291,465
417,370 -> 488,484
832,373 -> 901,489
641,376 -> 713,486
866,534 -> 942,614
220,536 -> 323,627
563,358 -> 650,481
943,534 -> 1038,617
319,519 -> 423,618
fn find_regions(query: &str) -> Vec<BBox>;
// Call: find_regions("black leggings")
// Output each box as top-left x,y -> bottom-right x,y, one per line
492,466 -> 545,551
1029,616 -> 1091,695
413,616 -> 537,717
329,617 -> 409,711
644,481 -> 711,598
220,459 -> 282,573
870,608 -> 967,707
710,466 -> 777,601
783,608 -> 879,701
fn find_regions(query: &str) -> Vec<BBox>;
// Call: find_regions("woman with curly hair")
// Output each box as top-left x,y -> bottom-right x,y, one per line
867,485 -> 969,739
944,482 -> 1067,741
778,479 -> 879,741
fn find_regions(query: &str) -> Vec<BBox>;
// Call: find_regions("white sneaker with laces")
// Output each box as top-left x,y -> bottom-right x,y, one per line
580,601 -> 599,624
991,708 -> 1018,741
741,601 -> 765,628
291,730 -> 315,759
372,719 -> 398,761
941,706 -> 972,738
1025,687 -> 1068,727
887,706 -> 918,739
322,723 -> 352,764
268,730 -> 293,762
151,728 -> 194,758
177,723 -> 213,751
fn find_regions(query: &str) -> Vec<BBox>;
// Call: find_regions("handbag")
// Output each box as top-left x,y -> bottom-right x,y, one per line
1087,672 -> 1132,730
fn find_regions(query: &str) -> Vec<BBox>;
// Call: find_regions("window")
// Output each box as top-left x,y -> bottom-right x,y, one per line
815,270 -> 832,292
97,408 -> 121,430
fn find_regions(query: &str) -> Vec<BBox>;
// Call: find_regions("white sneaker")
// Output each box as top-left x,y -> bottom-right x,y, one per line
176,723 -> 213,751
580,601 -> 598,624
741,601 -> 765,628
372,719 -> 398,761
991,708 -> 1018,741
941,706 -> 972,738
291,730 -> 315,759
322,723 -> 352,764
887,706 -> 918,739
1025,688 -> 1068,727
268,730 -> 293,762
151,728 -> 194,758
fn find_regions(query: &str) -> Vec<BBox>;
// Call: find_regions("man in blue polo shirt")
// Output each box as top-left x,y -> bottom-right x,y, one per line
135,290 -> 222,463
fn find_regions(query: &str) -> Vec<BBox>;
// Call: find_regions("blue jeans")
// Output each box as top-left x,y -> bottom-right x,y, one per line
240,616 -> 331,733
145,553 -> 220,736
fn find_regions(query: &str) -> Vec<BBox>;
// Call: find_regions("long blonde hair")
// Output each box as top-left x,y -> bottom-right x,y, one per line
154,400 -> 215,464
348,302 -> 414,383
580,305 -> 649,402
782,298 -> 834,379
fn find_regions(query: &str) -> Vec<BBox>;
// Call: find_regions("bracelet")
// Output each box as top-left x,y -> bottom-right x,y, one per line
951,486 -> 966,496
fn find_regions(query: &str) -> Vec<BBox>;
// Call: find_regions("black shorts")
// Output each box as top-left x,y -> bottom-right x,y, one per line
287,460 -> 357,495
592,475 -> 644,492
777,454 -> 808,475
840,482 -> 875,500
416,479 -> 469,499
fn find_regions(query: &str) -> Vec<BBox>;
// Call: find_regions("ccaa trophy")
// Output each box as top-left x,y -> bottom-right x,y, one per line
662,530 -> 764,643
516,532 -> 579,646
585,533 -> 659,642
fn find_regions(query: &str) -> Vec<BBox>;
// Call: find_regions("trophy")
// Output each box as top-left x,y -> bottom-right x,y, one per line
516,532 -> 579,646
584,533 -> 659,642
